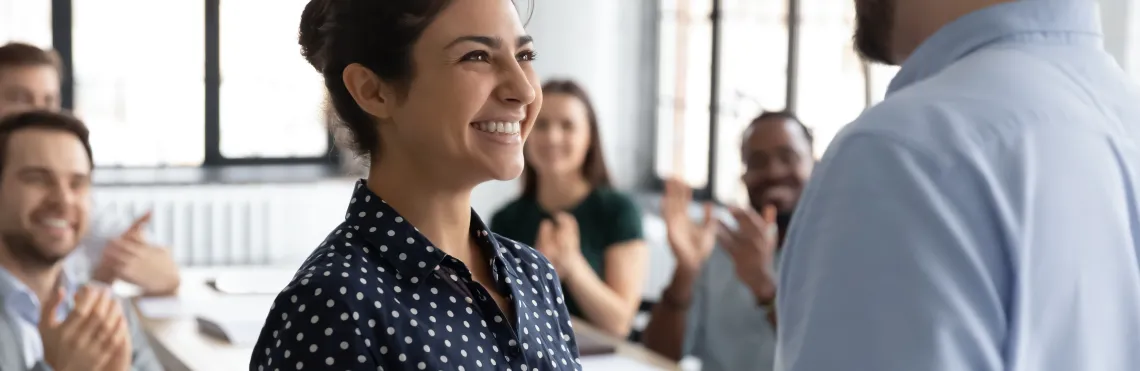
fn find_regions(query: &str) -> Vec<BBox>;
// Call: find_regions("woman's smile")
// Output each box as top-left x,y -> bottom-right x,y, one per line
471,120 -> 522,145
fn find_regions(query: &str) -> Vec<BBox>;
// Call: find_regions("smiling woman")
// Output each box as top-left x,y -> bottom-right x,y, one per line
247,0 -> 585,370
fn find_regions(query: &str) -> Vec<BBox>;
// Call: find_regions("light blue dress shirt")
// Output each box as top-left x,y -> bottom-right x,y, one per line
776,1 -> 1140,371
683,247 -> 776,371
0,266 -> 77,369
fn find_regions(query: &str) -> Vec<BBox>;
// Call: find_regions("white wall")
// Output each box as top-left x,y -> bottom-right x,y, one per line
473,0 -> 659,215
1098,0 -> 1140,75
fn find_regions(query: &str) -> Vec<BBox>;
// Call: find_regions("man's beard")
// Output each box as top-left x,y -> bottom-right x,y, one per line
2,231 -> 67,270
853,0 -> 896,65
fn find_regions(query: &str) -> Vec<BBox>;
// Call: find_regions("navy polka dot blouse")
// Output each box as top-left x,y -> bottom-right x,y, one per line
249,180 -> 582,371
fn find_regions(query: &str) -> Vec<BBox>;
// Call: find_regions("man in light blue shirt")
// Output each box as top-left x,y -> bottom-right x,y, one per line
776,1 -> 1140,370
0,42 -> 181,297
0,111 -> 161,371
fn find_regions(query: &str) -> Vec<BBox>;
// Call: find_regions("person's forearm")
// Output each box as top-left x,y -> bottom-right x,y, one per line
139,271 -> 180,296
562,263 -> 639,337
135,251 -> 181,296
641,267 -> 698,361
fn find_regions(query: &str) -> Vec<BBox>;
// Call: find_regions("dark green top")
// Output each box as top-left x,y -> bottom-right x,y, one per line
490,187 -> 645,318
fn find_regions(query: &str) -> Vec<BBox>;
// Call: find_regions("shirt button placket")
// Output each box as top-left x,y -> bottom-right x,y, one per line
507,338 -> 527,366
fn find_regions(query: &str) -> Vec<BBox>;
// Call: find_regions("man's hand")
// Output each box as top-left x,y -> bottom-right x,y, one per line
535,212 -> 584,278
92,212 -> 180,295
39,285 -> 130,371
717,205 -> 779,305
661,178 -> 717,275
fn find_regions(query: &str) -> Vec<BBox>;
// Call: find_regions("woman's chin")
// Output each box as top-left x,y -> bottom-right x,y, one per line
476,156 -> 525,182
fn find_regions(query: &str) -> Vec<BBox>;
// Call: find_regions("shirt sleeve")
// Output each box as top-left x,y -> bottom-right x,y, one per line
775,132 -> 1007,371
249,276 -> 382,371
605,193 -> 645,245
680,259 -> 708,357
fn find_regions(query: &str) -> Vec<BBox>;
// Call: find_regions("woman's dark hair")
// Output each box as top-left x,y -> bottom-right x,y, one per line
521,79 -> 612,198
299,0 -> 532,160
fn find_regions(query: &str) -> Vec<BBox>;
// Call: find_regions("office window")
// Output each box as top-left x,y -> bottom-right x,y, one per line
655,0 -> 900,201
72,0 -> 205,167
712,0 -> 788,203
795,0 -> 866,158
654,0 -> 713,188
0,0 -> 51,47
219,0 -> 328,159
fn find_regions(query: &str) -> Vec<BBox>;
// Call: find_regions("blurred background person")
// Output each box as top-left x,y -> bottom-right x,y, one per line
0,42 -> 59,117
492,79 -> 648,338
643,111 -> 812,371
0,42 -> 179,296
0,110 -> 160,371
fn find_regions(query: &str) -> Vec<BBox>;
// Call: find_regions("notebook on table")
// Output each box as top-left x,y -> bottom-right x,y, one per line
206,270 -> 296,295
574,329 -> 618,356
194,295 -> 276,346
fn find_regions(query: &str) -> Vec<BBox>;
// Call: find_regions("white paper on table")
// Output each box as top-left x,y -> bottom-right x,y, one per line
579,354 -> 667,370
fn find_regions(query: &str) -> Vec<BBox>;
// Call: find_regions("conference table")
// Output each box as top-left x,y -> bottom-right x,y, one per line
133,267 -> 677,371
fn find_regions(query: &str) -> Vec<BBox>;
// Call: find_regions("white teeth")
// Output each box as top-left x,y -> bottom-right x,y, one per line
475,121 -> 520,135
41,218 -> 68,228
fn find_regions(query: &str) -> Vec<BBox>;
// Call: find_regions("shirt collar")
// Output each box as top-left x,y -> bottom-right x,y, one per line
888,0 -> 1103,95
342,179 -> 519,287
0,265 -> 79,323
0,266 -> 24,305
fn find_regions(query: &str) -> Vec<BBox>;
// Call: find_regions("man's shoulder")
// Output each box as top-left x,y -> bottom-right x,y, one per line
835,68 -> 1067,172
850,47 -> 1106,152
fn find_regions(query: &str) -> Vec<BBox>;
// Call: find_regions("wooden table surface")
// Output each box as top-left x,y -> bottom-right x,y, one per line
135,267 -> 678,370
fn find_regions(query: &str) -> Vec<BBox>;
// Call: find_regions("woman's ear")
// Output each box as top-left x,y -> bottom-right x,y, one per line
343,63 -> 397,120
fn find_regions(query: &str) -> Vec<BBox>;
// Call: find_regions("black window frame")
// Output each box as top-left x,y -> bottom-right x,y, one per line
652,0 -> 885,203
50,0 -> 340,169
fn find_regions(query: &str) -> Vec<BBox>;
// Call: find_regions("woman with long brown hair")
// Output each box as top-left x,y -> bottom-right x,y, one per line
491,79 -> 648,337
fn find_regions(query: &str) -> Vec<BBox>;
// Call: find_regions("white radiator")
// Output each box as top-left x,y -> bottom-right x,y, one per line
91,181 -> 354,267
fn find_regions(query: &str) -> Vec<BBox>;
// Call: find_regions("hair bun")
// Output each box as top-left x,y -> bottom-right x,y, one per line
299,0 -> 335,71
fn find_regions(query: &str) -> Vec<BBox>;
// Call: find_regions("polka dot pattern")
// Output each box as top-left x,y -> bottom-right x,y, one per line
250,180 -> 582,370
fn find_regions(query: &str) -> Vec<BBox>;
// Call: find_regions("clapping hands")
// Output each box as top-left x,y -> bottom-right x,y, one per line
534,212 -> 586,279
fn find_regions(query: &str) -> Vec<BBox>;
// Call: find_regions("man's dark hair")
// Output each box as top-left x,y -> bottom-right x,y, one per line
299,0 -> 533,160
0,110 -> 93,178
749,110 -> 813,149
0,42 -> 62,73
